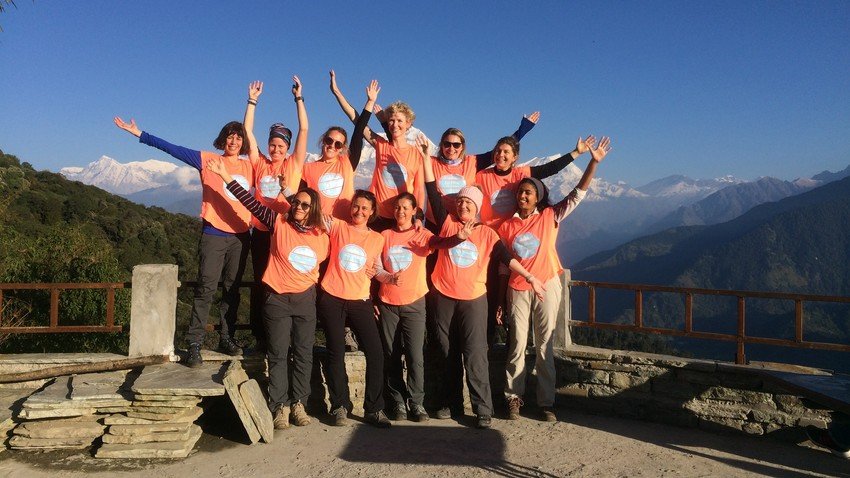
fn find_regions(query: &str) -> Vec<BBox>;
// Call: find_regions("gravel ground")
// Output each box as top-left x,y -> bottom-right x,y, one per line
1,397 -> 848,478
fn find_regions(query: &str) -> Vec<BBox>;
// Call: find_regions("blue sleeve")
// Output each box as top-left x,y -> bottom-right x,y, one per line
139,132 -> 203,170
512,117 -> 535,142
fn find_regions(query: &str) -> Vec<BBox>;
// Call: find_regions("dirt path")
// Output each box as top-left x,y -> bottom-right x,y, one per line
1,399 -> 847,478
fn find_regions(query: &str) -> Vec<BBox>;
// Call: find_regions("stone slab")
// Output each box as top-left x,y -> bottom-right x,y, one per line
70,371 -> 129,401
129,265 -> 178,358
102,408 -> 202,425
131,395 -> 202,405
9,435 -> 95,448
0,353 -> 126,366
24,397 -> 132,409
95,425 -> 202,459
24,377 -> 71,404
14,420 -> 105,439
223,361 -> 261,444
239,378 -> 273,443
17,407 -> 95,419
108,422 -> 191,435
129,405 -> 196,414
102,426 -> 193,444
131,362 -> 226,397
126,407 -> 201,421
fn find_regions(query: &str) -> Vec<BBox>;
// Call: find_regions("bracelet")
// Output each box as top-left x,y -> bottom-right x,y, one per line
524,275 -> 533,283
294,96 -> 304,102
247,99 -> 257,105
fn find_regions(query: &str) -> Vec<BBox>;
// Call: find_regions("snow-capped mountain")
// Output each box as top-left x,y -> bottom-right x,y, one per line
60,156 -> 200,195
635,174 -> 744,198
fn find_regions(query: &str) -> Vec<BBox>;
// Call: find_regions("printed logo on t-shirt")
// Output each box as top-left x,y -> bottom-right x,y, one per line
380,162 -> 408,190
513,232 -> 540,259
224,175 -> 251,201
438,174 -> 466,195
387,245 -> 413,272
490,189 -> 516,215
259,175 -> 281,199
318,172 -> 344,198
339,244 -> 368,272
288,245 -> 318,273
449,240 -> 478,269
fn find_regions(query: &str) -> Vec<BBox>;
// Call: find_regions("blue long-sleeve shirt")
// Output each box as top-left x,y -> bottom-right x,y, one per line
139,132 -> 233,236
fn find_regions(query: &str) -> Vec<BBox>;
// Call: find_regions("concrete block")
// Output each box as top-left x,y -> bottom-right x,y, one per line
129,264 -> 179,358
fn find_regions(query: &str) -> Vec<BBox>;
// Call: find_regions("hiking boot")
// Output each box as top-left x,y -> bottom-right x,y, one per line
507,396 -> 523,420
186,343 -> 203,368
540,406 -> 557,423
434,407 -> 452,420
391,402 -> 407,421
476,414 -> 492,429
290,401 -> 311,426
806,425 -> 850,458
273,405 -> 290,429
218,335 -> 243,356
409,403 -> 430,422
344,327 -> 359,352
331,406 -> 349,426
365,410 -> 392,428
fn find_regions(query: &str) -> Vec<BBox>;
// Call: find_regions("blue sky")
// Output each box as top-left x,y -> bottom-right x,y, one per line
1,1 -> 848,186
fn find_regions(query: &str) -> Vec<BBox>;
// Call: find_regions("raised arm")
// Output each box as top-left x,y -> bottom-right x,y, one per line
244,81 -> 263,163
529,134 -> 595,180
330,70 -> 379,146
115,117 -> 202,170
551,137 -> 611,223
418,135 -> 448,225
207,158 -> 286,230
290,75 -> 309,169
348,81 -> 380,170
475,111 -> 540,171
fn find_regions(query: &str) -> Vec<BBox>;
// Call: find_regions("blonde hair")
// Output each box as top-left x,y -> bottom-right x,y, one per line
384,101 -> 416,123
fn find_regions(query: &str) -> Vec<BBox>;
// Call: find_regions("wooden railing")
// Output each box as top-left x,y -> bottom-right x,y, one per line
0,282 -> 129,333
568,280 -> 850,364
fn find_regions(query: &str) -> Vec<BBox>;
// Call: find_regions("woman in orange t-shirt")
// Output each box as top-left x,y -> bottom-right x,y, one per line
373,192 -> 471,422
242,79 -> 309,353
206,158 -> 329,431
318,189 -> 391,428
418,140 -> 544,428
113,113 -> 253,368
498,137 -> 612,424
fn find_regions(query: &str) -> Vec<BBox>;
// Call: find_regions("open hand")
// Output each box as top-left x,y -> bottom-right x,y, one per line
113,117 -> 141,137
590,136 -> 612,162
575,135 -> 596,155
248,81 -> 263,101
457,220 -> 475,240
329,70 -> 339,93
525,111 -> 540,124
292,75 -> 302,97
530,276 -> 547,302
366,80 -> 380,102
415,134 -> 430,157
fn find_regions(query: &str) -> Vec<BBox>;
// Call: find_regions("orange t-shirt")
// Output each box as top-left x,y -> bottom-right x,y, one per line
320,220 -> 385,300
302,157 -> 355,221
431,215 -> 502,301
427,155 -> 477,224
262,216 -> 330,294
378,227 -> 434,305
474,165 -> 531,228
370,137 -> 424,219
199,152 -> 254,233
498,208 -> 563,291
251,153 -> 302,231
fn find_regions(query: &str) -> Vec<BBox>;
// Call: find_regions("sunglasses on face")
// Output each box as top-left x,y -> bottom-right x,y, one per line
322,136 -> 345,150
442,141 -> 463,149
290,199 -> 312,211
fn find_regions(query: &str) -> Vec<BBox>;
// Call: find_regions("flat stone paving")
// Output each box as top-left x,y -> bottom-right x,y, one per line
131,362 -> 226,397
0,404 -> 847,477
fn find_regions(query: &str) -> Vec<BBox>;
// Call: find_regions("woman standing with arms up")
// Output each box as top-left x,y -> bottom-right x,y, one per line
206,159 -> 328,430
330,72 -> 422,231
419,139 -> 545,428
499,137 -> 612,423
113,110 -> 253,368
243,78 -> 308,353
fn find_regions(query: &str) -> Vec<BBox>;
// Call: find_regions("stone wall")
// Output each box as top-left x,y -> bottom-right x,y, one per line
553,345 -> 832,438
